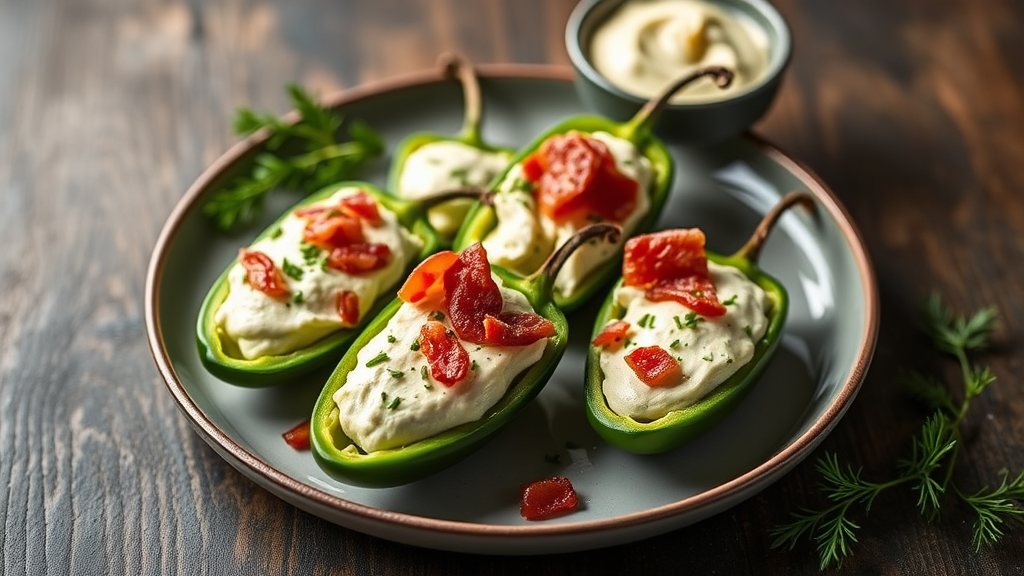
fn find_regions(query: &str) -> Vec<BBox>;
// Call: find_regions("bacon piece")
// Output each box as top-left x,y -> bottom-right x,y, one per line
520,476 -> 579,520
336,290 -> 360,326
418,320 -> 470,387
326,243 -> 391,274
238,248 -> 289,298
622,229 -> 710,289
591,320 -> 631,349
624,345 -> 683,388
282,419 -> 311,450
482,312 -> 556,347
337,191 -> 383,225
525,132 -> 637,223
302,211 -> 365,249
443,243 -> 503,344
398,251 -> 459,305
645,276 -> 727,318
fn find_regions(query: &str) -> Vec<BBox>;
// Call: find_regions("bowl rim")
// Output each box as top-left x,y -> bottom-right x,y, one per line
565,0 -> 793,108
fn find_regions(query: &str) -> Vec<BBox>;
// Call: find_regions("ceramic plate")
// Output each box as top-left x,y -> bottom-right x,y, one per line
145,65 -> 878,555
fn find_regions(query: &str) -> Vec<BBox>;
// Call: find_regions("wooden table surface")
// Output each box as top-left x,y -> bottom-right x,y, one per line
3,0 -> 1023,574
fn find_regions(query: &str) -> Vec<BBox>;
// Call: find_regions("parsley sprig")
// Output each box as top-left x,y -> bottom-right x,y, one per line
203,84 -> 384,231
771,294 -> 1021,570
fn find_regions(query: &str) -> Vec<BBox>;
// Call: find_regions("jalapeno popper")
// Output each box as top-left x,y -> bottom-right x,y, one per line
454,66 -> 734,311
197,182 -> 487,387
586,192 -> 815,454
388,52 -> 514,241
311,225 -> 620,487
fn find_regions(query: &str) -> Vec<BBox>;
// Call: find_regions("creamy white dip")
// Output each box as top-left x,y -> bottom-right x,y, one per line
333,277 -> 548,453
589,0 -> 769,103
214,188 -> 423,360
482,131 -> 652,298
396,140 -> 513,237
599,261 -> 769,421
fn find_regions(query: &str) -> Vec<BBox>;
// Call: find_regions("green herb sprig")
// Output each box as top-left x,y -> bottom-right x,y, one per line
203,84 -> 384,231
771,294 -> 1021,570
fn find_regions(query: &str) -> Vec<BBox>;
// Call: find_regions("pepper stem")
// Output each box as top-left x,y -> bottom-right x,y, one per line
735,192 -> 817,264
437,52 -> 484,146
530,223 -> 622,298
621,66 -> 735,142
415,186 -> 495,213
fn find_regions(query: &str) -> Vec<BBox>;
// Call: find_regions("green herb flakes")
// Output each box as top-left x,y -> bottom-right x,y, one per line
281,258 -> 304,281
366,352 -> 389,367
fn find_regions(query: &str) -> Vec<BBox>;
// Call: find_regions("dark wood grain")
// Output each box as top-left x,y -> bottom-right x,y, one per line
3,0 -> 1023,574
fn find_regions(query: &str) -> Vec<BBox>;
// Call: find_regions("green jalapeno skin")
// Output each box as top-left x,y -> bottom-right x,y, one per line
451,115 -> 674,311
584,258 -> 787,454
310,268 -> 565,487
310,224 -> 620,487
196,181 -> 443,388
584,192 -> 814,454
451,67 -> 733,312
386,53 -> 515,244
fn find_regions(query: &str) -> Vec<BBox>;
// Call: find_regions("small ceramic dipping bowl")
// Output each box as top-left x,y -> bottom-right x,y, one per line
566,0 -> 791,145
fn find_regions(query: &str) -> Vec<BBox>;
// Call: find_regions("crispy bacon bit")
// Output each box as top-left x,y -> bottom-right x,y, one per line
523,131 -> 637,223
398,251 -> 460,305
624,345 -> 683,388
238,248 -> 289,298
646,276 -> 727,317
520,476 -> 579,520
621,229 -> 726,317
326,243 -> 391,274
337,191 -> 383,225
301,211 -> 365,249
482,312 -> 556,347
336,290 -> 360,326
282,419 -> 311,450
419,320 -> 470,386
443,243 -> 503,344
623,229 -> 710,289
592,320 -> 631,349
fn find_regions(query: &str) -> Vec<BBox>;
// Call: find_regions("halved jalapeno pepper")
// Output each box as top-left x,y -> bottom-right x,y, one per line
452,66 -> 734,311
311,224 -> 620,487
585,192 -> 816,454
196,181 -> 489,387
387,52 -> 515,242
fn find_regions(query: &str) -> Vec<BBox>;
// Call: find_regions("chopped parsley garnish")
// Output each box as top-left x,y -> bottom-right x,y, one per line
684,311 -> 703,329
300,242 -> 321,263
420,365 -> 429,381
291,290 -> 304,304
366,352 -> 389,367
387,396 -> 402,410
471,359 -> 478,371
723,295 -> 738,305
386,334 -> 396,343
450,167 -> 470,185
743,325 -> 753,337
670,339 -> 681,349
269,226 -> 283,239
674,315 -> 684,330
387,368 -> 404,379
638,314 -> 651,328
431,310 -> 446,321
281,258 -> 304,280
410,338 -> 421,351
703,353 -> 714,362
